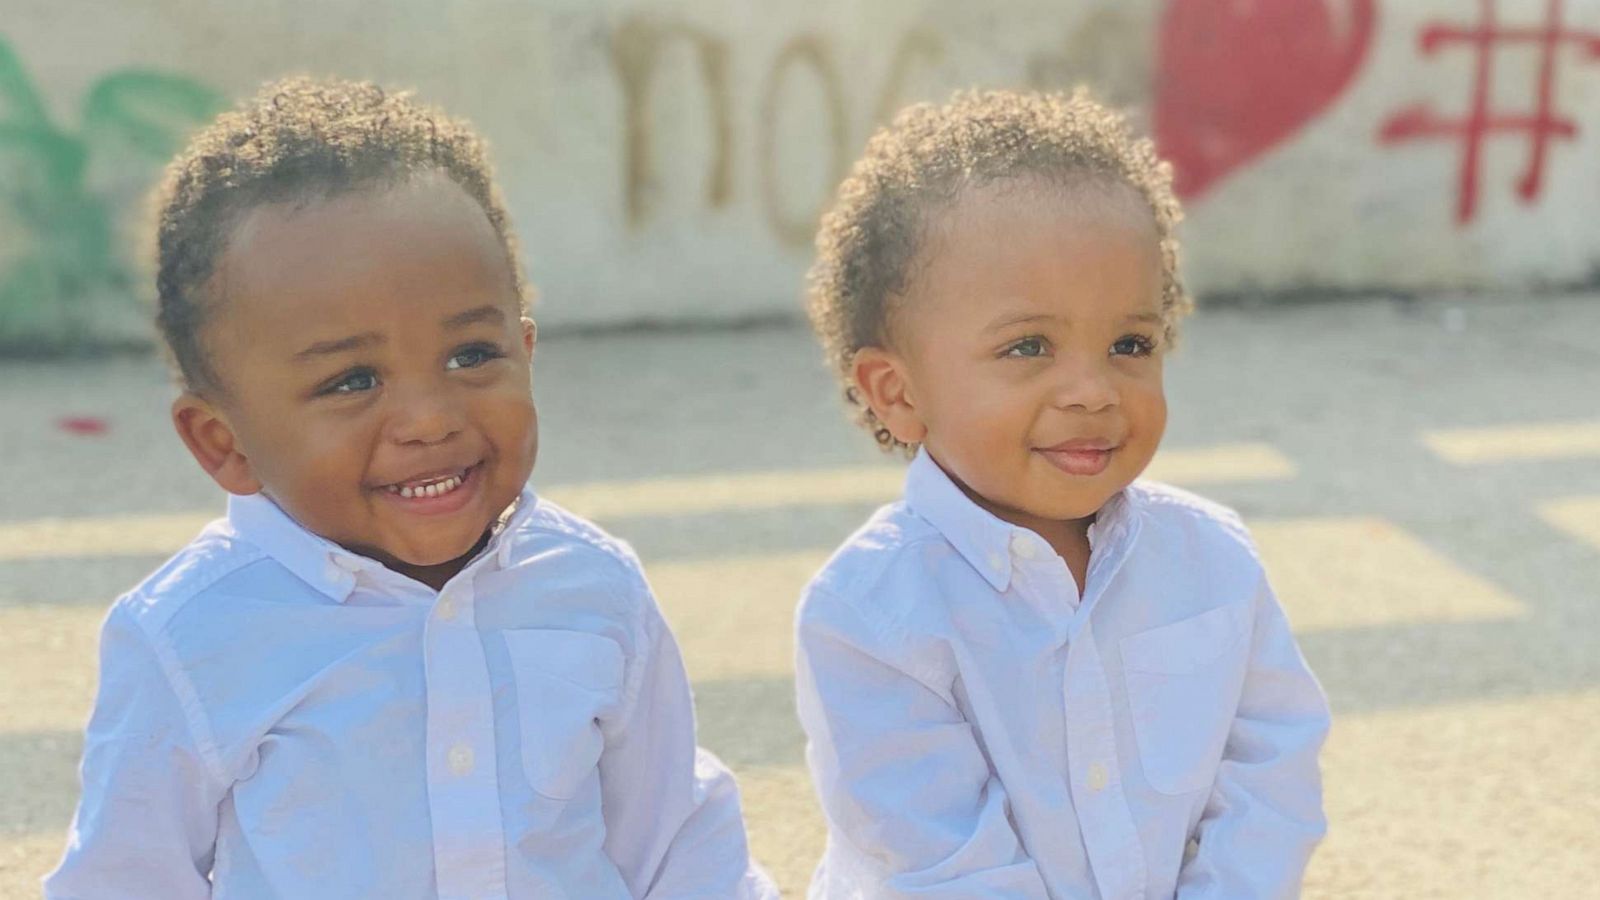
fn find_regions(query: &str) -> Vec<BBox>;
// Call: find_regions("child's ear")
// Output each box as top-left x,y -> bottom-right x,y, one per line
521,316 -> 537,356
171,392 -> 263,496
851,347 -> 927,445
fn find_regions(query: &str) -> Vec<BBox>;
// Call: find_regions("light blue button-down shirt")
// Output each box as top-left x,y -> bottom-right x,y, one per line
47,489 -> 775,899
796,450 -> 1330,899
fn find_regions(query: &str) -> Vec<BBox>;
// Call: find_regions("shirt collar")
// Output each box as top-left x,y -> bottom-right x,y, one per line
903,447 -> 1139,593
226,486 -> 539,603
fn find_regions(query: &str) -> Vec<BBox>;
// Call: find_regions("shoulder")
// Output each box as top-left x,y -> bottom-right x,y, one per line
512,495 -> 647,575
499,496 -> 654,613
796,504 -> 971,691
112,517 -> 269,641
1127,479 -> 1262,572
799,502 -> 950,637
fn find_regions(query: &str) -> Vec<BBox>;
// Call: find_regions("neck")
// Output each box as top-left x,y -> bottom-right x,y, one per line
930,453 -> 1098,589
387,528 -> 493,591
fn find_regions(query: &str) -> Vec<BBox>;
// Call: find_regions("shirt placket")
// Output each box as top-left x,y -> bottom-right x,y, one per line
1062,621 -> 1146,899
423,575 -> 509,900
1064,513 -> 1146,899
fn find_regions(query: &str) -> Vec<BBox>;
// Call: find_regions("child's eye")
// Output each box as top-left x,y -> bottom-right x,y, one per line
320,368 -> 379,395
1002,337 -> 1049,359
1111,334 -> 1157,358
446,343 -> 505,370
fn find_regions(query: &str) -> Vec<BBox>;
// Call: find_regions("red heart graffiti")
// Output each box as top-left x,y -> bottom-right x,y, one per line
1155,0 -> 1376,200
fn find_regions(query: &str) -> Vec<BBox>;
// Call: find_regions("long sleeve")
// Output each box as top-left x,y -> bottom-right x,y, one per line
795,588 -> 1050,899
44,603 -> 226,900
1175,574 -> 1331,899
599,588 -> 775,899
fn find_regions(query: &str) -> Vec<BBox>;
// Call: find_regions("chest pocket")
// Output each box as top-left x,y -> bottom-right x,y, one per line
1120,602 -> 1252,796
503,629 -> 625,801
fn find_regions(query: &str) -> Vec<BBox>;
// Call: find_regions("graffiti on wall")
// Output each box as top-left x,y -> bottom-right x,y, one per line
0,38 -> 223,347
1154,0 -> 1375,200
1154,0 -> 1600,226
606,3 -> 1386,244
607,0 -> 1600,241
1379,0 -> 1600,223
610,20 -> 956,246
607,11 -> 1174,247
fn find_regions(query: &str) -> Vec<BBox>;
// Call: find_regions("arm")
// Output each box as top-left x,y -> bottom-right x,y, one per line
599,588 -> 775,899
44,604 -> 225,899
1175,575 -> 1332,899
795,588 -> 1050,899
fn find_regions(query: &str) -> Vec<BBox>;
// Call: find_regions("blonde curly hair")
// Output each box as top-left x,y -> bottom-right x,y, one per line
805,88 -> 1190,454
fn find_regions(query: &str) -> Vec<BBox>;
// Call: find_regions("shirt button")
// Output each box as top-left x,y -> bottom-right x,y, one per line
1087,762 -> 1109,792
447,743 -> 474,776
1010,533 -> 1038,559
986,551 -> 1005,573
1184,837 -> 1201,862
436,594 -> 457,621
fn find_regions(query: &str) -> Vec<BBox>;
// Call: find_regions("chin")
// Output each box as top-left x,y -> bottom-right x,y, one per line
1033,491 -> 1117,522
393,534 -> 481,568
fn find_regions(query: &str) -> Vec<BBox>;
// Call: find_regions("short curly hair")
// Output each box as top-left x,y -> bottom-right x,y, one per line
151,75 -> 526,393
806,88 -> 1190,454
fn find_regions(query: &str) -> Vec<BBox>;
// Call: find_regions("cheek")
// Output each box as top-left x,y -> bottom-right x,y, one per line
482,390 -> 538,457
270,416 -> 376,489
1125,374 -> 1167,437
235,402 -> 356,477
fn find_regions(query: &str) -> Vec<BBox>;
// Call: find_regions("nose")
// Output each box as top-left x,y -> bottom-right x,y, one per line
385,380 -> 465,446
1051,354 -> 1118,413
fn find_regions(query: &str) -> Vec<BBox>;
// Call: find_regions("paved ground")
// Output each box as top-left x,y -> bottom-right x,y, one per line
2,294 -> 1598,897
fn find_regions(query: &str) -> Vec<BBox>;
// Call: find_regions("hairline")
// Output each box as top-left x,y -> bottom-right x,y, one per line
181,167 -> 526,397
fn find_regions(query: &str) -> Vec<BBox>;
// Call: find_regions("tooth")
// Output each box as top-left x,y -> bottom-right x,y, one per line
425,484 -> 439,498
400,486 -> 413,499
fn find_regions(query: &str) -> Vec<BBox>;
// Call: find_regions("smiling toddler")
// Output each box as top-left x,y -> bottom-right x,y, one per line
794,89 -> 1331,899
45,77 -> 773,900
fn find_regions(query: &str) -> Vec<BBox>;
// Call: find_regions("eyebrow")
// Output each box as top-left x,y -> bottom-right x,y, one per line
294,332 -> 383,361
983,312 -> 1055,333
442,304 -> 507,329
983,309 -> 1164,333
290,305 -> 506,361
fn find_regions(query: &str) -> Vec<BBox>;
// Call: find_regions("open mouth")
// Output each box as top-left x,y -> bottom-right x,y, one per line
382,462 -> 481,499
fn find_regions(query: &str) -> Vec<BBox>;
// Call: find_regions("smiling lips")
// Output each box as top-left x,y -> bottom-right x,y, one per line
382,463 -> 478,499
1036,439 -> 1119,477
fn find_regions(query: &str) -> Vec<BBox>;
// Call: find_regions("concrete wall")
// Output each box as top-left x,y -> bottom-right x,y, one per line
3,0 -> 1598,349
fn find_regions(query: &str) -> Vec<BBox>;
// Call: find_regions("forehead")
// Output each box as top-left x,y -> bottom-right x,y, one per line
931,175 -> 1157,251
211,172 -> 518,334
894,177 -> 1163,331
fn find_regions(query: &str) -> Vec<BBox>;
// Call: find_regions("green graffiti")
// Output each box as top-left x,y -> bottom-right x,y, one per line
0,37 -> 225,352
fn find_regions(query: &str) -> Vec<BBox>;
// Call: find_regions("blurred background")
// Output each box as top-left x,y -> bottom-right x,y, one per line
2,1 -> 1598,896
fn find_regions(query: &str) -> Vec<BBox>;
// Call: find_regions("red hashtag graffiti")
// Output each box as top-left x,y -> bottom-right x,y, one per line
1379,0 -> 1600,224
